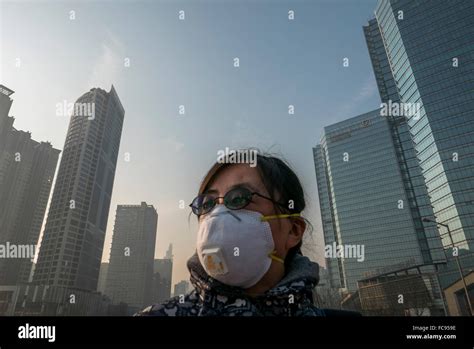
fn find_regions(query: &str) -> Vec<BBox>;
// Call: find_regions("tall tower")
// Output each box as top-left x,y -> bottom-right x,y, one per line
314,110 -> 444,292
364,0 -> 474,287
34,86 -> 125,291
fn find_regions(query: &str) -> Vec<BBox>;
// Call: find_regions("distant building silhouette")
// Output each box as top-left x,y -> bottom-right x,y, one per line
0,85 -> 60,286
152,244 -> 173,303
105,203 -> 157,313
173,280 -> 189,298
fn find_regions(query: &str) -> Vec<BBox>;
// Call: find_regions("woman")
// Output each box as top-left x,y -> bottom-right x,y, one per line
136,151 -> 325,316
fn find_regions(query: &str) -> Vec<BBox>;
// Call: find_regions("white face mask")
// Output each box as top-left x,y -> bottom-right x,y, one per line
196,205 -> 291,288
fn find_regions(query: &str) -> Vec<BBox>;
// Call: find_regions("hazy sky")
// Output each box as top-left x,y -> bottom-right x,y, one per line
1,0 -> 381,287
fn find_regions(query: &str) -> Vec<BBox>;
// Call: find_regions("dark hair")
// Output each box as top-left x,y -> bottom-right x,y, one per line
197,149 -> 310,269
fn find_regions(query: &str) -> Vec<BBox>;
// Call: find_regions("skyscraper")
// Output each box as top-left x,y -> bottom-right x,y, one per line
364,0 -> 474,287
0,85 -> 60,285
314,0 -> 473,315
314,110 -> 444,293
105,202 -> 157,312
33,86 -> 125,292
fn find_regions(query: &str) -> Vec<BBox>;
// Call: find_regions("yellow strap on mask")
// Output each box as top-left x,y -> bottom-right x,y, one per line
261,214 -> 301,264
268,250 -> 285,264
260,213 -> 301,222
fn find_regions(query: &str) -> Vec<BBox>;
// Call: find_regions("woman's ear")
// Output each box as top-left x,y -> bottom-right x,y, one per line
285,218 -> 306,250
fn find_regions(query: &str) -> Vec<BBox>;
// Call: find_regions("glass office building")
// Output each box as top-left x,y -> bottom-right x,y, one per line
366,0 -> 474,287
314,110 -> 444,293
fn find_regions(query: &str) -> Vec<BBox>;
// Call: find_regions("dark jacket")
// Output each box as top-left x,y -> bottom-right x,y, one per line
135,253 -> 326,316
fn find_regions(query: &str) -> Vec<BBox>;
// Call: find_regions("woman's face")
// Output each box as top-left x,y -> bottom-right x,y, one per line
201,163 -> 304,261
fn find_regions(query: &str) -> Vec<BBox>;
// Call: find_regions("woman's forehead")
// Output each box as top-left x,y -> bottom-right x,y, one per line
207,164 -> 267,194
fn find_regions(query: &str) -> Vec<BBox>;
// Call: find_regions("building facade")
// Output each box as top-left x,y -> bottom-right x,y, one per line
314,110 -> 444,293
33,86 -> 125,292
105,203 -> 157,311
173,280 -> 190,298
152,255 -> 173,304
96,262 -> 109,294
365,0 -> 474,287
0,85 -> 60,285
314,0 -> 474,315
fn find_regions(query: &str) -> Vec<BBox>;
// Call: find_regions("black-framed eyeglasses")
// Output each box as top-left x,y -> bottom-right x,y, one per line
189,186 -> 288,216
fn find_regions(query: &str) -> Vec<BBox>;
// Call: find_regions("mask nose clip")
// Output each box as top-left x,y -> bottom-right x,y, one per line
209,206 -> 242,221
225,210 -> 241,221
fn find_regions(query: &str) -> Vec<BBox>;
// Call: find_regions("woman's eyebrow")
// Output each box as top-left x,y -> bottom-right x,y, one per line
202,188 -> 219,195
228,182 -> 260,192
203,182 -> 262,195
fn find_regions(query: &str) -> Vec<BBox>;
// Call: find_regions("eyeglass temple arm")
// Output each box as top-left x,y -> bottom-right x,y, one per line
252,192 -> 292,211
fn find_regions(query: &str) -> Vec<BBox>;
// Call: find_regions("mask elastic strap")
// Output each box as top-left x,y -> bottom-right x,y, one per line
260,213 -> 301,222
268,250 -> 285,264
262,214 -> 301,264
